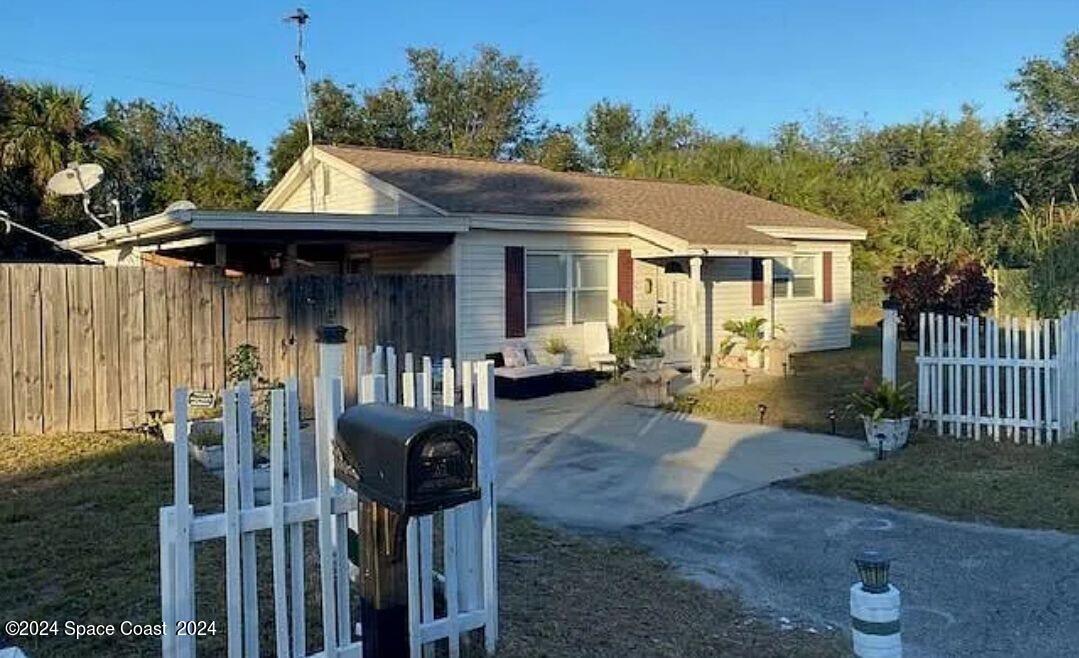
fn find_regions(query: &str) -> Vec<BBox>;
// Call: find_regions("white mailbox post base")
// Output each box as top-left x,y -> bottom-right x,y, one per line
850,583 -> 902,658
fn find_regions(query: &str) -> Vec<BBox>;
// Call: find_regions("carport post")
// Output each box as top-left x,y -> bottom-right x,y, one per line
881,300 -> 899,386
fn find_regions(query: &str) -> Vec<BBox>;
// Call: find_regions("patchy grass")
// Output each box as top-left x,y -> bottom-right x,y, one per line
1,431 -> 845,657
792,433 -> 1079,533
497,512 -> 845,658
673,327 -> 917,438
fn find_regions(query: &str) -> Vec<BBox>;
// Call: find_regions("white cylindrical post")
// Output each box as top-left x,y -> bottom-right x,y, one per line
317,325 -> 348,380
851,583 -> 901,658
882,301 -> 899,386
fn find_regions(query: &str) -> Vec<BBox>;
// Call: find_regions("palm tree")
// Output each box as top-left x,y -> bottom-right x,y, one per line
0,82 -> 117,188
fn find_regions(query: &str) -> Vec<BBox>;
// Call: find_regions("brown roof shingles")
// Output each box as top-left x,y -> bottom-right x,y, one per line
319,145 -> 861,247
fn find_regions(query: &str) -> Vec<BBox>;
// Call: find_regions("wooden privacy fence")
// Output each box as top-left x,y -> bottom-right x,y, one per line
159,346 -> 498,658
0,264 -> 455,435
915,311 -> 1079,444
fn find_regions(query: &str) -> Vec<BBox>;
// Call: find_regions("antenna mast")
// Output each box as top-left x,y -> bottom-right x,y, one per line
284,7 -> 316,211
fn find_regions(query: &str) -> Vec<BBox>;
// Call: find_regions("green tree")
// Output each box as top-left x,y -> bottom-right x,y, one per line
104,99 -> 262,216
583,100 -> 641,172
995,33 -> 1079,205
267,46 -> 539,181
522,126 -> 589,172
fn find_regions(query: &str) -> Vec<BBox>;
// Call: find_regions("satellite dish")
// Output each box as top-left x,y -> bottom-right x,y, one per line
46,163 -> 104,197
164,200 -> 197,214
45,162 -> 110,229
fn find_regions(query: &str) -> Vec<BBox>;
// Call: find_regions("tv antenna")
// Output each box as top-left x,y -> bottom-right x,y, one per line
284,7 -> 316,212
46,162 -> 112,229
284,8 -> 315,152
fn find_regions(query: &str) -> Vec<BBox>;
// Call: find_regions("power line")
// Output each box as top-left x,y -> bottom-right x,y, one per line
1,52 -> 295,108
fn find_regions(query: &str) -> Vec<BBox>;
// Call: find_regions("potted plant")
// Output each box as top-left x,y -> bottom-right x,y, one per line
541,336 -> 570,367
610,301 -> 671,371
722,317 -> 769,369
849,379 -> 914,451
189,421 -> 225,470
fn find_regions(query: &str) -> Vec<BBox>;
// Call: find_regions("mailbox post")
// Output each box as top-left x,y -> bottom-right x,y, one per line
336,403 -> 480,657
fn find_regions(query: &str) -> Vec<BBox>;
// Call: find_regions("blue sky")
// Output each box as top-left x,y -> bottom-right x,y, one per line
2,0 -> 1076,174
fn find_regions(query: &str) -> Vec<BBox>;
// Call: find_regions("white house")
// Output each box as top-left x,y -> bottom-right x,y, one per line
64,145 -> 866,379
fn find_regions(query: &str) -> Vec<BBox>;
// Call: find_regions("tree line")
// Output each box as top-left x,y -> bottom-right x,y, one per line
1,35 -> 1076,313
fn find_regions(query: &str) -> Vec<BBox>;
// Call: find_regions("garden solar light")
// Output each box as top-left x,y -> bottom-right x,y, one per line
742,368 -> 750,385
757,403 -> 767,424
853,549 -> 892,593
828,408 -> 837,434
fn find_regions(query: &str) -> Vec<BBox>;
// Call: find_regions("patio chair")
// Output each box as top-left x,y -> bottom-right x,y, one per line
583,321 -> 618,373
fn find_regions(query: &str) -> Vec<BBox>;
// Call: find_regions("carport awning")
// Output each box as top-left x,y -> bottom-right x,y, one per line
63,209 -> 468,252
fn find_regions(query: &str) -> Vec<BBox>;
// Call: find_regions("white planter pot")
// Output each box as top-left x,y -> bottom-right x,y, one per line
631,356 -> 664,371
163,418 -> 223,444
746,350 -> 765,369
190,443 -> 225,470
862,416 -> 912,452
540,351 -> 569,367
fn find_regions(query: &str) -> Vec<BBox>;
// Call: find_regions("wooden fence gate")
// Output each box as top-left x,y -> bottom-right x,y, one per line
915,311 -> 1079,444
158,346 -> 497,657
0,264 -> 455,434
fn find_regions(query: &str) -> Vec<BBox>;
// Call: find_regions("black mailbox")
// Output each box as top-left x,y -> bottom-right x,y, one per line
335,403 -> 480,516
334,403 -> 482,657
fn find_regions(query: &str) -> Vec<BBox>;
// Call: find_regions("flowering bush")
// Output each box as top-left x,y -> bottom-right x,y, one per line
882,258 -> 995,338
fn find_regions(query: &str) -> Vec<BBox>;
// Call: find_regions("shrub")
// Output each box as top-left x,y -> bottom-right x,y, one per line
609,301 -> 671,366
721,317 -> 769,352
543,336 -> 569,355
882,258 -> 995,338
848,379 -> 913,421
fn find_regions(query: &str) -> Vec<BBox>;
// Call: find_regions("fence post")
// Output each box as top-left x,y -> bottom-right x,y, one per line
318,324 -> 348,379
882,300 -> 899,386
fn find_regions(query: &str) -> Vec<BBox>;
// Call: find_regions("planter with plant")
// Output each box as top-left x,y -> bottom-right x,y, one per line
188,420 -> 225,470
610,301 -> 671,371
226,343 -> 286,486
722,317 -> 769,369
848,379 -> 914,452
611,301 -> 679,406
541,336 -> 570,367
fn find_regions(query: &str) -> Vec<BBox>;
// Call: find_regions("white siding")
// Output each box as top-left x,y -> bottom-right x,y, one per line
455,229 -> 653,363
276,161 -> 430,215
633,244 -> 853,359
773,241 -> 852,352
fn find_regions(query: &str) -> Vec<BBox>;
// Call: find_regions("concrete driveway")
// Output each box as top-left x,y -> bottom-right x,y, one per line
495,384 -> 872,529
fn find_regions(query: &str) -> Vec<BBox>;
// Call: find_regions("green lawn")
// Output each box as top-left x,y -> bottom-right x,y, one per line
670,323 -> 1079,534
1,431 -> 844,657
673,327 -> 916,438
793,433 -> 1079,533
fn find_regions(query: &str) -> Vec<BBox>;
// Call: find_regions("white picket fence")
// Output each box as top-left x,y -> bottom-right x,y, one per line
159,344 -> 498,658
916,311 -> 1079,444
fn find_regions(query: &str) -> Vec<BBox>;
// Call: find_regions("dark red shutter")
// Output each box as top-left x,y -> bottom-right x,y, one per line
617,249 -> 634,308
505,246 -> 526,338
751,258 -> 764,306
822,252 -> 833,303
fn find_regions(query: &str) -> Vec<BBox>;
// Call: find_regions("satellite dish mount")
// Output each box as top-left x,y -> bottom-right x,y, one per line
46,162 -> 111,230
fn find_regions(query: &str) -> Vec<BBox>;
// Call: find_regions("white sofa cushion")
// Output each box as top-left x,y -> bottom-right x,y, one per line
493,364 -> 557,380
502,345 -> 528,368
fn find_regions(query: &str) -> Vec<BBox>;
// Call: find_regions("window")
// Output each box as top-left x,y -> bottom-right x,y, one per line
526,252 -> 609,326
773,254 -> 817,299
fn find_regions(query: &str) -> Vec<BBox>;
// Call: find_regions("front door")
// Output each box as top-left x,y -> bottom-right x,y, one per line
658,272 -> 693,367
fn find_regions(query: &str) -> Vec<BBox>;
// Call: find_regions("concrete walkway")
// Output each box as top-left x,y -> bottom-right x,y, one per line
495,384 -> 872,529
630,487 -> 1079,658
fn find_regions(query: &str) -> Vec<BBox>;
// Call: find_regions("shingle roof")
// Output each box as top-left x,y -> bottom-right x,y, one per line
319,145 -> 862,247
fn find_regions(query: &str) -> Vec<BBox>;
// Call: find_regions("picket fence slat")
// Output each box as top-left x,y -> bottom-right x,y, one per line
917,311 -> 1078,445
161,344 -> 497,658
